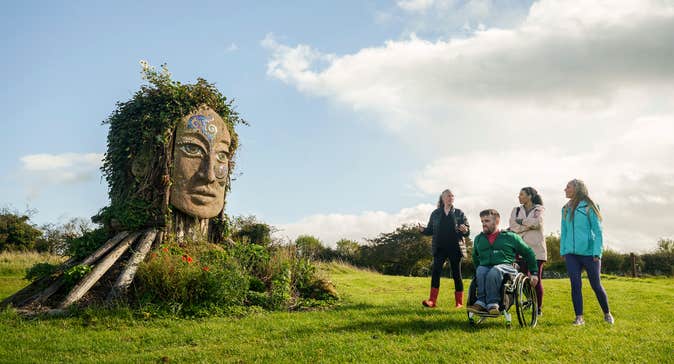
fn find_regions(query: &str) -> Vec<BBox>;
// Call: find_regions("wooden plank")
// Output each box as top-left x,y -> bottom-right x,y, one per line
14,231 -> 131,307
81,231 -> 130,265
58,231 -> 142,309
107,229 -> 157,302
0,257 -> 75,308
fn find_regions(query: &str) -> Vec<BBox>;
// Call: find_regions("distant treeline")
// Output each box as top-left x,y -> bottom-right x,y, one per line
295,224 -> 674,278
2,209 -> 673,277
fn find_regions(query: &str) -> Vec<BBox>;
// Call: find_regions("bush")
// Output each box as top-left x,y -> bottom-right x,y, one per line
67,228 -> 110,260
63,264 -> 93,287
135,244 -> 249,314
641,251 -> 674,276
601,249 -> 629,275
25,262 -> 60,282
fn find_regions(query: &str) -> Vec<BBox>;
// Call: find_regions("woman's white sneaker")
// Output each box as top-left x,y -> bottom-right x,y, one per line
604,313 -> 615,324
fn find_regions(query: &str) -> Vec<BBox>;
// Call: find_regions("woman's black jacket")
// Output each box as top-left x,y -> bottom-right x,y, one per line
421,207 -> 470,257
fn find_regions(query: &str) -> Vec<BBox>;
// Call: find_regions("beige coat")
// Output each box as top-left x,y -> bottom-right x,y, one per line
509,204 -> 547,261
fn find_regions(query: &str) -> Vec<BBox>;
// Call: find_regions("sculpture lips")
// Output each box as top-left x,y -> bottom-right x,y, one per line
192,190 -> 217,198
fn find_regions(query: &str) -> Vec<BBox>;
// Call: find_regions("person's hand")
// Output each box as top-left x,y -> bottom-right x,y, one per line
458,224 -> 468,233
530,276 -> 539,287
417,223 -> 425,232
593,256 -> 600,262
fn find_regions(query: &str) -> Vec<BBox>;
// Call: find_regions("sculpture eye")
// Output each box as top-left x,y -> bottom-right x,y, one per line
215,151 -> 228,163
214,163 -> 228,179
180,143 -> 205,157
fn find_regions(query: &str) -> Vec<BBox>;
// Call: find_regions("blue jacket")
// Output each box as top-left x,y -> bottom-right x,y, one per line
560,200 -> 603,258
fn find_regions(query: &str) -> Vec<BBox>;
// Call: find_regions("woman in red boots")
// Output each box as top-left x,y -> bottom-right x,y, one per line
418,189 -> 470,308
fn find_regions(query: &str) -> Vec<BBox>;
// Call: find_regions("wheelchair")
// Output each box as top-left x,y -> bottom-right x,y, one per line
466,268 -> 538,328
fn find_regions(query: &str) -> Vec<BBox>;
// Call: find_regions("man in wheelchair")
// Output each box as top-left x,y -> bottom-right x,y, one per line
468,209 -> 539,316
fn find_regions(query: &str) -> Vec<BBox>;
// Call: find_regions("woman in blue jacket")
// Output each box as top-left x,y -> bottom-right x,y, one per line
561,179 -> 614,325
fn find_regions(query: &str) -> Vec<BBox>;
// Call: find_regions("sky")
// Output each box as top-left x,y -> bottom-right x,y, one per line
1,0 -> 673,253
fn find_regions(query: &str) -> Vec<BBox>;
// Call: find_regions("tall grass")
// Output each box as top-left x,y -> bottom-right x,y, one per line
0,251 -> 65,277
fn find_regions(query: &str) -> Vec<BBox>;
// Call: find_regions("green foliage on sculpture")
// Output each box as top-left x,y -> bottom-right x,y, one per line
95,62 -> 246,233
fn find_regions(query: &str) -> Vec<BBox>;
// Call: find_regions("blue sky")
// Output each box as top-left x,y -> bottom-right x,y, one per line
2,0 -> 673,252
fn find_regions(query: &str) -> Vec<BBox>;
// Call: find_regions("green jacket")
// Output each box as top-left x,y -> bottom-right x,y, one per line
472,230 -> 538,274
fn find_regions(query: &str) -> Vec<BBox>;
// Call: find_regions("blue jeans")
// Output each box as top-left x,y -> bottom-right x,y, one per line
475,264 -> 517,308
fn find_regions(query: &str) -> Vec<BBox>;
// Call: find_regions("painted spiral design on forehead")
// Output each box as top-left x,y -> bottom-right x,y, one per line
187,114 -> 217,141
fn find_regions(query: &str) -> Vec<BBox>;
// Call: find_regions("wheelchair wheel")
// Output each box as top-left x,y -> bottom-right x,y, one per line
515,275 -> 538,327
467,279 -> 482,326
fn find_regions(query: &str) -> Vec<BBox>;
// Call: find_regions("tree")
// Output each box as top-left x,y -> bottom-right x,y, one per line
335,239 -> 360,261
231,215 -> 274,246
545,234 -> 561,262
358,225 -> 431,276
657,238 -> 674,253
295,235 -> 325,260
0,209 -> 42,251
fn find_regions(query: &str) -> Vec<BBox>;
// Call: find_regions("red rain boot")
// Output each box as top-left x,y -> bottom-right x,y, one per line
422,287 -> 439,308
454,291 -> 464,308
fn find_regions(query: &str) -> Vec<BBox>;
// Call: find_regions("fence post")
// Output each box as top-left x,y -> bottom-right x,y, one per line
630,252 -> 637,277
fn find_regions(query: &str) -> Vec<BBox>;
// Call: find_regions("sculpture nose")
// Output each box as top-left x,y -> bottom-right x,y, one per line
199,155 -> 217,183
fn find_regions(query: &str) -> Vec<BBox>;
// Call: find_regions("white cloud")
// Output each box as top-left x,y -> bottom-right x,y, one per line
388,0 -> 527,36
263,0 -> 674,129
412,115 -> 674,252
21,153 -> 102,173
264,0 -> 674,252
397,0 -> 436,12
19,153 -> 104,198
275,204 -> 434,247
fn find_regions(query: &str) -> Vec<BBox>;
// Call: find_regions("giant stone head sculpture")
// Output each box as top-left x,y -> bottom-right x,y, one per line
170,106 -> 231,219
96,64 -> 242,241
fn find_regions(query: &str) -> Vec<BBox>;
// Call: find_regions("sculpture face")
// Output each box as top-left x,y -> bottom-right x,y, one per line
170,106 -> 231,219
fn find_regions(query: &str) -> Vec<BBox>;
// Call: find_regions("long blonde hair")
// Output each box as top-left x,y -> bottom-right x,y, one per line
564,179 -> 602,221
437,189 -> 453,209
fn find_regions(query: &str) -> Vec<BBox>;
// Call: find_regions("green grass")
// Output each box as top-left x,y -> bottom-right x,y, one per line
1,258 -> 673,363
0,251 -> 65,277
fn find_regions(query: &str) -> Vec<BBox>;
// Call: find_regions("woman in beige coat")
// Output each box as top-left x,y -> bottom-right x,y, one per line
509,186 -> 546,316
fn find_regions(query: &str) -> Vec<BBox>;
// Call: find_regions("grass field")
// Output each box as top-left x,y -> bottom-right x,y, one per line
1,255 -> 673,363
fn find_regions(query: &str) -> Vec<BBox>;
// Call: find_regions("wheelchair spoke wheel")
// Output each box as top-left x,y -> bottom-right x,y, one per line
515,276 -> 538,327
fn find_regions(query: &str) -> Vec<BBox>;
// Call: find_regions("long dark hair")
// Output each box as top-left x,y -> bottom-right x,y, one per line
521,187 -> 543,206
563,179 -> 602,221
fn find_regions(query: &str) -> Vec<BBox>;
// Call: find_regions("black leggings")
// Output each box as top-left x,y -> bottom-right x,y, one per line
430,251 -> 463,291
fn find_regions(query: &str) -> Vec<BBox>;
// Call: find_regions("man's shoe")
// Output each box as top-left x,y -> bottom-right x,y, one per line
487,307 -> 500,315
604,313 -> 614,325
467,304 -> 486,314
537,308 -> 542,317
573,317 -> 585,326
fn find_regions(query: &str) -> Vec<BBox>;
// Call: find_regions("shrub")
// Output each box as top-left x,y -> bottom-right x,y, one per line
67,228 -> 110,260
641,251 -> 674,276
63,264 -> 93,287
25,262 -> 60,282
135,243 -> 249,314
601,249 -> 629,275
